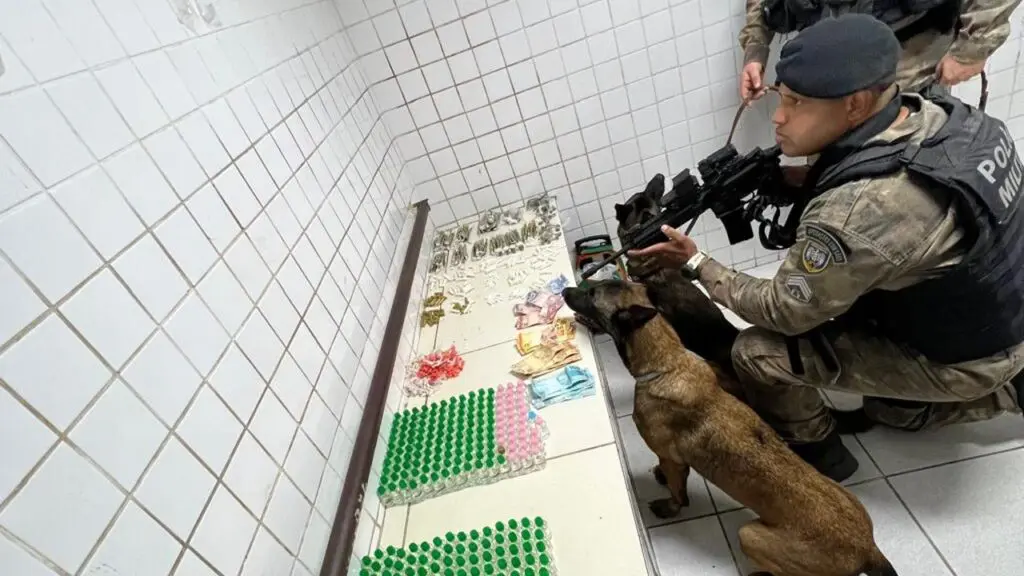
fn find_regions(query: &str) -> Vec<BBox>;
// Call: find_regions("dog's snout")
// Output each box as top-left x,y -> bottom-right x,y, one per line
563,287 -> 583,309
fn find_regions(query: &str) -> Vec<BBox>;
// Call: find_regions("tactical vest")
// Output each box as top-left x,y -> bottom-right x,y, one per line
762,0 -> 961,39
814,93 -> 1024,364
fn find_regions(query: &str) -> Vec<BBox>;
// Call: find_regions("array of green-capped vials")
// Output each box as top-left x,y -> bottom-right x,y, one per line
359,517 -> 557,576
379,388 -> 546,506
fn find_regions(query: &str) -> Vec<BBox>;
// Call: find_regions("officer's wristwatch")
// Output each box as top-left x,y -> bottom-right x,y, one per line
684,251 -> 709,275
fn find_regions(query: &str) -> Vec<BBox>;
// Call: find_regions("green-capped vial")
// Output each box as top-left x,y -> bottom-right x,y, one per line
495,546 -> 505,557
444,569 -> 454,576
433,537 -> 443,547
523,541 -> 533,553
456,544 -> 466,555
497,558 -> 508,570
537,542 -> 546,554
495,521 -> 505,532
484,565 -> 494,575
360,570 -> 370,576
508,532 -> 518,543
534,517 -> 544,527
521,529 -> 530,541
443,557 -> 453,567
534,529 -> 544,541
539,569 -> 550,576
362,557 -> 372,566
509,519 -> 518,530
456,556 -> 466,567
522,518 -> 531,528
509,544 -> 519,556
457,570 -> 467,576
540,554 -> 550,566
457,531 -> 467,542
525,555 -> 536,566
431,562 -> 442,574
471,568 -> 481,576
525,569 -> 536,576
483,551 -> 492,562
443,544 -> 453,554
375,550 -> 385,559
511,557 -> 522,569
468,542 -> 478,553
483,527 -> 493,537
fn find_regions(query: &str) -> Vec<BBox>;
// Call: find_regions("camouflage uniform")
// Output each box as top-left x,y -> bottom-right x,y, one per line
739,0 -> 1021,92
696,95 -> 1024,442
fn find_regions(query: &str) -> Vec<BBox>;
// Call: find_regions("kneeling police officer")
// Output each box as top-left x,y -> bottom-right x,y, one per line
634,14 -> 1024,482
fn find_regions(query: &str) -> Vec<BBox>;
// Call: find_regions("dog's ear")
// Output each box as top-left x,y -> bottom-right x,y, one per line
611,305 -> 659,334
614,203 -> 631,224
643,174 -> 665,204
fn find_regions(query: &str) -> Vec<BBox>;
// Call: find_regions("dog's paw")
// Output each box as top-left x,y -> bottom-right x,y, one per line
652,465 -> 667,486
648,498 -> 682,519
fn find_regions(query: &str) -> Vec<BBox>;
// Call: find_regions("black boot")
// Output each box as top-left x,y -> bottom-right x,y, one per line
789,430 -> 859,483
829,407 -> 876,434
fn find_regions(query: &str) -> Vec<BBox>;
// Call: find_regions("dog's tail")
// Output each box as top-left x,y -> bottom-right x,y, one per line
860,552 -> 898,576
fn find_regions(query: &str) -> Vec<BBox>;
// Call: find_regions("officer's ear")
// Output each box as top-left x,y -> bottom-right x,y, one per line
846,87 -> 884,124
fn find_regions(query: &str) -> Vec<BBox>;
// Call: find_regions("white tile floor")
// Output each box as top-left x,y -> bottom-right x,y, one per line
594,263 -> 1024,576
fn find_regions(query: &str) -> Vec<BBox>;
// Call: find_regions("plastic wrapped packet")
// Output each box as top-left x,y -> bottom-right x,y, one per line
450,243 -> 468,268
455,223 -> 471,243
472,239 -> 489,260
430,251 -> 448,273
502,207 -> 523,225
478,209 -> 501,233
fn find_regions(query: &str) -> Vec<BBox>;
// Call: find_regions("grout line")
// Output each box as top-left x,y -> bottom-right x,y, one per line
546,441 -> 616,462
715,513 -> 746,576
0,15 -> 420,576
877,442 -> 1024,480
883,476 -> 960,576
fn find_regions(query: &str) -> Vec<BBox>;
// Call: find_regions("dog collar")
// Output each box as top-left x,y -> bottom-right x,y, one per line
633,371 -> 662,384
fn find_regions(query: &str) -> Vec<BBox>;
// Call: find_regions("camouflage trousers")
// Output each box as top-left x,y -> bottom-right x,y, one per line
731,326 -> 1024,443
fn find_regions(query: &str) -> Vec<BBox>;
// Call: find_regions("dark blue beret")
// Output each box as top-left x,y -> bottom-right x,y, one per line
775,14 -> 901,99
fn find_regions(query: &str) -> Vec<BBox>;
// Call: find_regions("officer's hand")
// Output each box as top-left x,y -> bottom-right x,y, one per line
628,225 -> 699,269
741,62 -> 768,101
936,54 -> 986,86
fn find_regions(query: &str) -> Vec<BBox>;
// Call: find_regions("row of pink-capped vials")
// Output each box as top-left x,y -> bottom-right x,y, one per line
495,381 -> 547,472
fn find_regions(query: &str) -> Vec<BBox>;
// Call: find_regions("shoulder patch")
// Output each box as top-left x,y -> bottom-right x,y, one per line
784,274 -> 813,304
801,225 -> 847,274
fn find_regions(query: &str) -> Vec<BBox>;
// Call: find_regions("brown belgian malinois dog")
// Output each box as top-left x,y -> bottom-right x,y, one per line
564,281 -> 897,576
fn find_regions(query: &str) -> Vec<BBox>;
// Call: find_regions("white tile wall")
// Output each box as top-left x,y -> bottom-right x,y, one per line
358,0 -> 1024,271
0,0 -> 429,574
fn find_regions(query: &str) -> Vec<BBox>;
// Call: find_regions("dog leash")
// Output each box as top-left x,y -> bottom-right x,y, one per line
681,95 -> 761,238
979,70 -> 989,111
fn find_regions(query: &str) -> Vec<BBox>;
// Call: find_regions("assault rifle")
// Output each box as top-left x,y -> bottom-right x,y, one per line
580,143 -> 794,279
